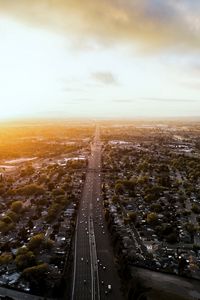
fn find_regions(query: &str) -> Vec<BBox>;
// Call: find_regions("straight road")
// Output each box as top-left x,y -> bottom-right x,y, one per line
71,127 -> 123,300
0,286 -> 52,300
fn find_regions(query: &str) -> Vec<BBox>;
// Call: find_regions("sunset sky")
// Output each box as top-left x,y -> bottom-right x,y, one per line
0,0 -> 200,120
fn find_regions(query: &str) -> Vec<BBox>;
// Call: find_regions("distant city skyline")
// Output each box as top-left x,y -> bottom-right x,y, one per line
0,1 -> 200,120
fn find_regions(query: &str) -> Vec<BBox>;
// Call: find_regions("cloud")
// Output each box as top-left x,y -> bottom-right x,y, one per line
187,61 -> 200,75
141,97 -> 197,103
112,99 -> 135,103
62,87 -> 85,92
0,0 -> 200,52
112,97 -> 198,103
91,72 -> 118,85
181,81 -> 200,91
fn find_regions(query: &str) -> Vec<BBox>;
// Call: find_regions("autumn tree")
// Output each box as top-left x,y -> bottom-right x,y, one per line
0,252 -> 13,265
147,212 -> 158,225
15,247 -> 36,270
10,200 -> 23,213
128,212 -> 137,223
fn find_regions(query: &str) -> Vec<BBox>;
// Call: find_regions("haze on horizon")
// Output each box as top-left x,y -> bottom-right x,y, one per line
0,0 -> 200,121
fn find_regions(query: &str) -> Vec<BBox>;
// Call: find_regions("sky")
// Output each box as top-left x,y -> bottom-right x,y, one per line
0,0 -> 200,120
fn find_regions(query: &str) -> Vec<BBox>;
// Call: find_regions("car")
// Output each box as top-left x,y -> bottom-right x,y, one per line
108,284 -> 112,292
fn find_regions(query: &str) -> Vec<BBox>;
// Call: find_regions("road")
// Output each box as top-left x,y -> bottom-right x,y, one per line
0,286 -> 52,300
131,266 -> 200,300
71,127 -> 123,300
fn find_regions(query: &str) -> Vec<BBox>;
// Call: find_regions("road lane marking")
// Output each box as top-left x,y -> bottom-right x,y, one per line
71,215 -> 79,300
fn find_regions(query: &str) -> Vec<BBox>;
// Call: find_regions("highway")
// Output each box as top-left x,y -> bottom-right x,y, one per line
0,286 -> 52,300
71,127 -> 123,300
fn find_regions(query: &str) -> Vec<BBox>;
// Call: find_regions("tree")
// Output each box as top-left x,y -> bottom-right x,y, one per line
6,210 -> 18,222
15,249 -> 36,271
156,223 -> 173,236
144,194 -> 155,203
128,212 -> 137,223
20,165 -> 35,177
192,203 -> 200,214
27,233 -> 45,251
22,263 -> 49,292
115,183 -> 124,195
2,215 -> 13,224
52,188 -> 65,196
0,252 -> 13,265
27,233 -> 54,252
147,212 -> 158,225
137,175 -> 149,185
105,209 -> 109,221
10,201 -> 23,213
18,227 -> 28,241
0,220 -> 14,234
27,219 -> 34,229
0,183 -> 5,195
166,232 -> 178,244
112,195 -> 119,204
150,203 -> 162,213
17,184 -> 45,196
185,223 -> 196,234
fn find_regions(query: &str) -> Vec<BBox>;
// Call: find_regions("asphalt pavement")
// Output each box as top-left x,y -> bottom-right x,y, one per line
71,127 -> 123,300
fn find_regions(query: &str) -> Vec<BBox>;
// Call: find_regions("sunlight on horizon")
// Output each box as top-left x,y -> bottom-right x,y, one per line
0,10 -> 200,120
